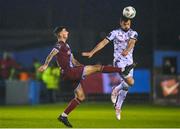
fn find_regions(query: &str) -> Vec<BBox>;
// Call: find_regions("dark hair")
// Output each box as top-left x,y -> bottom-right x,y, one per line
53,26 -> 68,36
120,15 -> 131,22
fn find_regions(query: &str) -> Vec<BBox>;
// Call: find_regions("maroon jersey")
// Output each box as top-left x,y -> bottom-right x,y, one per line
54,41 -> 74,70
54,41 -> 84,81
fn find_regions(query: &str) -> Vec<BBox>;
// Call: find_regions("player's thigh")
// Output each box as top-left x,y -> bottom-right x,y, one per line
74,84 -> 85,100
125,68 -> 134,85
114,62 -> 134,85
83,65 -> 101,76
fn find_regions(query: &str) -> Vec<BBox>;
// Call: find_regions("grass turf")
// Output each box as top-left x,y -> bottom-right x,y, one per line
0,102 -> 180,128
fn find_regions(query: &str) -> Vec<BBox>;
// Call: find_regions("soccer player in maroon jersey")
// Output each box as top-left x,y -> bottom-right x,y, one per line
38,26 -> 136,127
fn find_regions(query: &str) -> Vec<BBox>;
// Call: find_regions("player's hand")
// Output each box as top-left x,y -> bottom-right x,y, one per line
38,64 -> 48,72
82,52 -> 93,58
121,50 -> 129,56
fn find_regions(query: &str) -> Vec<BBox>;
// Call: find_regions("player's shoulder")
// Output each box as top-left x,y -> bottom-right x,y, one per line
109,28 -> 122,35
54,42 -> 63,50
128,28 -> 138,39
129,28 -> 138,34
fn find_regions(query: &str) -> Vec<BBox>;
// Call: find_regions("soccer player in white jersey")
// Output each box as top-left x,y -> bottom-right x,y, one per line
82,16 -> 138,120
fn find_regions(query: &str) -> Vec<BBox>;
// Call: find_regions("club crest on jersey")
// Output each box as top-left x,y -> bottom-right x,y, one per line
117,34 -> 125,42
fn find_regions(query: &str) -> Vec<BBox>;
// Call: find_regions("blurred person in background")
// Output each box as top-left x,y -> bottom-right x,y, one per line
82,16 -> 138,120
42,62 -> 60,103
163,58 -> 176,75
32,58 -> 47,102
0,51 -> 21,80
32,58 -> 42,81
38,26 -> 135,127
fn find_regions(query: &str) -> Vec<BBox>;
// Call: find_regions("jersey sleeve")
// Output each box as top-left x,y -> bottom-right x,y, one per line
53,43 -> 61,52
106,30 -> 116,41
129,31 -> 138,40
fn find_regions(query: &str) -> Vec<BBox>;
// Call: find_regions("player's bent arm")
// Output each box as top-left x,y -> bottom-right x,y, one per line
44,48 -> 59,66
82,38 -> 109,58
126,38 -> 137,52
90,38 -> 110,56
38,48 -> 59,72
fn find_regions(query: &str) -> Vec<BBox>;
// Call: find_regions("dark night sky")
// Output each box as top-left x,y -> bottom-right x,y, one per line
0,0 -> 179,67
0,0 -> 179,46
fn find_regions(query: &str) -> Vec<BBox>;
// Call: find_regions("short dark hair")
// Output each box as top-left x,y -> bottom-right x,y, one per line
53,26 -> 68,36
120,15 -> 131,22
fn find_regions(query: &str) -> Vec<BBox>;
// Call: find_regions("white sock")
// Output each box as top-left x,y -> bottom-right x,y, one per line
114,82 -> 123,93
114,81 -> 130,92
61,112 -> 68,117
122,81 -> 130,90
115,89 -> 128,109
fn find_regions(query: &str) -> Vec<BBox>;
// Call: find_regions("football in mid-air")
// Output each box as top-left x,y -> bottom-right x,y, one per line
123,6 -> 136,19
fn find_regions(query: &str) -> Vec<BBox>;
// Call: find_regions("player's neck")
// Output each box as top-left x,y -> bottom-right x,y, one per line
58,38 -> 67,43
120,27 -> 130,32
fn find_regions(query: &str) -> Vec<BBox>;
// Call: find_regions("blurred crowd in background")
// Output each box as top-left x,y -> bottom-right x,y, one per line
0,51 -> 61,103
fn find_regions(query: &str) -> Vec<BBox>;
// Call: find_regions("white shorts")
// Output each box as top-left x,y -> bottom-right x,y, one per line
113,59 -> 134,78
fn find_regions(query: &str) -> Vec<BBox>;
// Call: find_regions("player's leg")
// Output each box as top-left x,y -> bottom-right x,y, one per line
83,65 -> 122,76
114,76 -> 134,92
125,77 -> 134,86
111,81 -> 123,104
111,75 -> 133,104
111,68 -> 134,104
111,60 -> 134,98
114,88 -> 128,120
58,83 -> 85,127
112,68 -> 134,92
74,84 -> 86,101
83,63 -> 136,77
111,68 -> 134,120
113,76 -> 134,120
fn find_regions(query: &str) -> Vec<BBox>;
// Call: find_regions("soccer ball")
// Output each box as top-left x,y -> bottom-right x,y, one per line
123,6 -> 136,19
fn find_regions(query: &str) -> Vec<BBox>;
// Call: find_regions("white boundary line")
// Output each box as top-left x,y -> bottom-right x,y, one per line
1,128 -> 180,129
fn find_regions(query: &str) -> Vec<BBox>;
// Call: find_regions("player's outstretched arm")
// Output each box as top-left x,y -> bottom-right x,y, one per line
38,48 -> 59,72
82,38 -> 109,58
122,39 -> 137,56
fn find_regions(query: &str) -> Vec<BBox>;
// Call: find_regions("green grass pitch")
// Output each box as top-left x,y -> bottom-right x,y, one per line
0,102 -> 180,128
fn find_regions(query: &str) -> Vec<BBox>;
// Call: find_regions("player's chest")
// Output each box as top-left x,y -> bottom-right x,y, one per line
60,46 -> 72,56
115,32 -> 130,42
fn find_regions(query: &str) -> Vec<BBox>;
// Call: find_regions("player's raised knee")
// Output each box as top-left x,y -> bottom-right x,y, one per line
127,79 -> 134,86
126,78 -> 134,86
